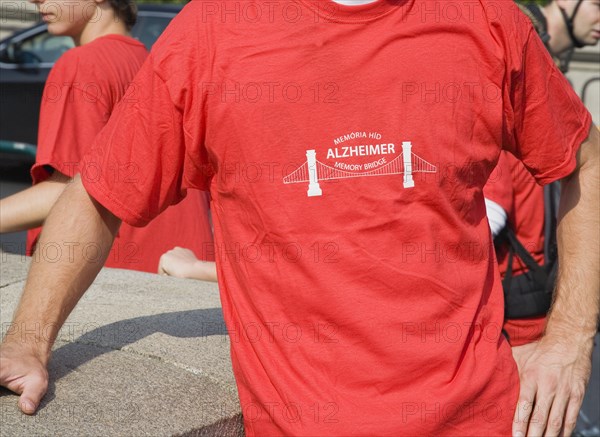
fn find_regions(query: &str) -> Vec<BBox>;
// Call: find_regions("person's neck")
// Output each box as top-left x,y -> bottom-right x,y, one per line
541,2 -> 574,55
331,0 -> 379,5
74,5 -> 129,46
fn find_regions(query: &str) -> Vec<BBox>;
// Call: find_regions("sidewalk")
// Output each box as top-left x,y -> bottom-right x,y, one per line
0,251 -> 243,436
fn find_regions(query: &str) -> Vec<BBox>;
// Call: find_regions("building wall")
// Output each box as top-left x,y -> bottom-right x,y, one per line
0,0 -> 38,40
568,45 -> 600,124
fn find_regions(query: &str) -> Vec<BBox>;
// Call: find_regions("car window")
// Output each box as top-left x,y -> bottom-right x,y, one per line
131,15 -> 174,51
18,31 -> 74,64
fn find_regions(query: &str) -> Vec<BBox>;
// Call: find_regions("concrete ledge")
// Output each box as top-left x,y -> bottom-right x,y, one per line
0,252 -> 243,436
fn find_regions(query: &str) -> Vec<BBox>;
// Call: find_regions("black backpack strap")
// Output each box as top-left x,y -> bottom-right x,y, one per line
500,181 -> 560,319
503,226 -> 548,286
544,182 -> 560,263
501,226 -> 554,319
502,239 -> 515,292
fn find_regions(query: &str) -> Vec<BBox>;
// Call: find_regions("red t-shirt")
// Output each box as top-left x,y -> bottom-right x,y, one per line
27,34 -> 214,272
485,153 -> 546,276
484,151 -> 514,216
484,152 -> 547,345
81,1 -> 592,435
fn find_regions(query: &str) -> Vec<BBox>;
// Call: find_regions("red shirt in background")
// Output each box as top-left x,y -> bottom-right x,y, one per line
81,1 -> 591,435
484,152 -> 547,345
27,34 -> 214,273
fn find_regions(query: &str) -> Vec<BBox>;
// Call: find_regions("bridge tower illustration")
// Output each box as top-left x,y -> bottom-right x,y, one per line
402,141 -> 415,188
306,149 -> 322,197
283,141 -> 437,197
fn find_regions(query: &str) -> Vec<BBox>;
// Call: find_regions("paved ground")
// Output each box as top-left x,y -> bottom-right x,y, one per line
0,169 -> 246,436
0,252 -> 243,436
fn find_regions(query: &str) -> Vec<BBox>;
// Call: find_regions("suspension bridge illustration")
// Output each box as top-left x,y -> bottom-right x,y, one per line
283,141 -> 437,197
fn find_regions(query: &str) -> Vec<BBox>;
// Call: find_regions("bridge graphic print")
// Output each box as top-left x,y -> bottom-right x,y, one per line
283,141 -> 437,197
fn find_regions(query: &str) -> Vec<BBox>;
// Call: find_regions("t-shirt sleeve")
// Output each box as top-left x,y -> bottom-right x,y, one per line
31,51 -> 110,184
501,18 -> 592,186
81,2 -> 212,227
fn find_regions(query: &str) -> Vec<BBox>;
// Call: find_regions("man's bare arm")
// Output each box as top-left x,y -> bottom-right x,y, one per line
0,174 -> 121,414
513,126 -> 600,437
0,171 -> 71,233
549,126 -> 600,341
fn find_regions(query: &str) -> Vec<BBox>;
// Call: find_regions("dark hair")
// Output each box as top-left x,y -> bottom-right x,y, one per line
109,0 -> 137,31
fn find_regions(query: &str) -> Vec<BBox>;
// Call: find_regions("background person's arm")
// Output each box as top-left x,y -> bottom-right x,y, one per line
0,175 -> 121,414
512,126 -> 600,437
158,247 -> 218,282
0,171 -> 71,233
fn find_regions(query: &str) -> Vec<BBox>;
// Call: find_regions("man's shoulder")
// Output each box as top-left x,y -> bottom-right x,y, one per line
471,0 -> 536,63
47,46 -> 85,83
52,35 -> 145,68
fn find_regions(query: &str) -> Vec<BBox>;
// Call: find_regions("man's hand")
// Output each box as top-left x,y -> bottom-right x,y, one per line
512,334 -> 594,437
0,341 -> 49,415
158,247 -> 217,282
511,341 -> 539,373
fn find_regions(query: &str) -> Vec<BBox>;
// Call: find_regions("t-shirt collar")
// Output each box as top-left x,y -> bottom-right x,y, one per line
298,0 -> 413,23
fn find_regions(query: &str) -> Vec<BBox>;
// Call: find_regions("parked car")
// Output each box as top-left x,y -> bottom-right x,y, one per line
0,3 -> 183,164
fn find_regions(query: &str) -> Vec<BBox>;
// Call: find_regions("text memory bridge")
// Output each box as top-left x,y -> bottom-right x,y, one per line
283,141 -> 437,196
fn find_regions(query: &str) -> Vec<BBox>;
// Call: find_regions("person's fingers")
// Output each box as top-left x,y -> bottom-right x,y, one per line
526,390 -> 554,437
0,343 -> 49,415
18,371 -> 48,415
513,377 -> 537,437
561,386 -> 586,437
157,254 -> 169,275
544,386 -> 569,437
